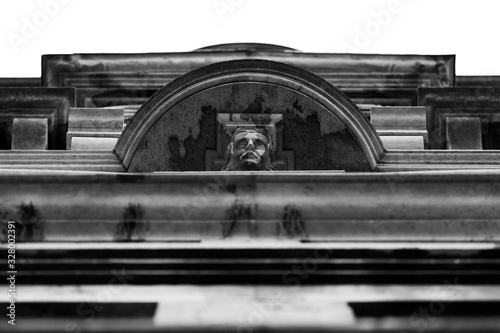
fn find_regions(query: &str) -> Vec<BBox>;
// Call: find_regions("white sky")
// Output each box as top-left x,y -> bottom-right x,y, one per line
0,0 -> 498,77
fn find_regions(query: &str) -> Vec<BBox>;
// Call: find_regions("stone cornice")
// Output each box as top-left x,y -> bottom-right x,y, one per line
2,170 -> 500,242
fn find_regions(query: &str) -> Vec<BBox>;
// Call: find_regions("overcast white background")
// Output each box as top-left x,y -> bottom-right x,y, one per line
0,0 -> 498,78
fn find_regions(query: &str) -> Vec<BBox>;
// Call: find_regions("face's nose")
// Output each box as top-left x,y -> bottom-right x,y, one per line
244,139 -> 256,150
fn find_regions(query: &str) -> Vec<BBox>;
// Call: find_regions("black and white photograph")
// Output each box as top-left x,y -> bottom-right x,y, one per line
1,0 -> 500,332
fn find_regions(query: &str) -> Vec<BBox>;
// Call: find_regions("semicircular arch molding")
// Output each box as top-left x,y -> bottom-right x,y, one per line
115,60 -> 385,172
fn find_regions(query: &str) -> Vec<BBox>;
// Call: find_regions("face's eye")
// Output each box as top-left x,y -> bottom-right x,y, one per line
235,140 -> 248,149
253,139 -> 266,149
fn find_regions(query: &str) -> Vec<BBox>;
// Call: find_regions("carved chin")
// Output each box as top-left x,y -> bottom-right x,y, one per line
243,157 -> 260,164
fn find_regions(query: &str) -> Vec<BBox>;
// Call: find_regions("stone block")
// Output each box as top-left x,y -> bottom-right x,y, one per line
66,107 -> 124,150
446,116 -> 482,150
371,106 -> 426,130
11,118 -> 48,150
67,131 -> 121,150
70,137 -> 118,150
0,108 -> 56,150
380,136 -> 424,150
371,106 -> 428,149
68,107 -> 124,129
0,150 -> 125,172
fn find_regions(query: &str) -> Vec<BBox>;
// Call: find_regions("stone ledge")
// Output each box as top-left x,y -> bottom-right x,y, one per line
2,171 -> 500,242
10,284 -> 500,303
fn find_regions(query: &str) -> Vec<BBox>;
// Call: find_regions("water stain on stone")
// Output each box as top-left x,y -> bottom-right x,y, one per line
279,204 -> 307,238
164,105 -> 216,171
283,108 -> 371,171
225,183 -> 237,194
17,202 -> 45,242
115,203 -> 149,242
239,113 -> 275,124
223,199 -> 257,238
292,99 -> 304,113
244,95 -> 265,114
167,136 -> 183,171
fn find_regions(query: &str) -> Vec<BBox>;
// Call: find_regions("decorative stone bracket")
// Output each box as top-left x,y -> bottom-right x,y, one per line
205,113 -> 294,170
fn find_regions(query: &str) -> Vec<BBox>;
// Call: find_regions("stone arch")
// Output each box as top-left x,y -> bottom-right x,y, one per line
115,60 -> 385,172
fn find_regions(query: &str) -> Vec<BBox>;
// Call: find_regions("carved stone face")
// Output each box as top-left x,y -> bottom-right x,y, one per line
223,128 -> 274,171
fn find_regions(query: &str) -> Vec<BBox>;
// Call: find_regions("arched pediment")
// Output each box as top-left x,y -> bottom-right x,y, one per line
115,60 -> 385,172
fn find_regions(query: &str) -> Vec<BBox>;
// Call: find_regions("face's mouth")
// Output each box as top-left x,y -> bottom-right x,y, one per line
240,151 -> 261,164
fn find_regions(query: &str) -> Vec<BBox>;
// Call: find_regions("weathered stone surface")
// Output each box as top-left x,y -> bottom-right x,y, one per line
418,87 -> 500,149
446,117 -> 483,150
0,77 -> 40,86
0,108 -> 56,150
378,150 -> 500,171
68,107 -> 124,129
130,84 -> 368,171
43,46 -> 455,107
1,171 -> 500,241
0,87 -> 75,149
456,75 -> 500,87
371,106 -> 426,130
0,151 -> 125,172
11,118 -> 48,150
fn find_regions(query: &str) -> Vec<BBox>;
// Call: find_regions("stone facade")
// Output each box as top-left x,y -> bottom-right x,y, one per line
1,44 -> 500,332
